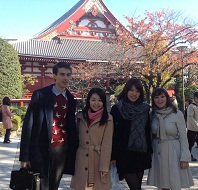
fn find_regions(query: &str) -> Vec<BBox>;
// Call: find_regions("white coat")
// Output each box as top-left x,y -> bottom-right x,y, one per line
147,110 -> 194,190
187,101 -> 198,131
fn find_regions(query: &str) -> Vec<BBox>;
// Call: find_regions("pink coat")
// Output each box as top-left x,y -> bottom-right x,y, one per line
2,105 -> 14,129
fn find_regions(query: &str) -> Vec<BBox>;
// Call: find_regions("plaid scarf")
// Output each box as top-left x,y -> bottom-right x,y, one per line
117,99 -> 150,152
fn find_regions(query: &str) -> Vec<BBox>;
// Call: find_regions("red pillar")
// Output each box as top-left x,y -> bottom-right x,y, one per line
20,102 -> 24,107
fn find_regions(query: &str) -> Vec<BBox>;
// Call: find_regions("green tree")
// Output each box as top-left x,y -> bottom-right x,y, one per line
185,84 -> 198,100
0,38 -> 22,101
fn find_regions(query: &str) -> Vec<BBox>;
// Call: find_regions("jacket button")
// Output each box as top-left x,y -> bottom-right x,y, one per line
86,130 -> 89,133
86,141 -> 89,144
86,154 -> 88,157
85,167 -> 88,170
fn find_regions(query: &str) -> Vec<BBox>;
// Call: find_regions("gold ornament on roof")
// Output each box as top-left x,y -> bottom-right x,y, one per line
83,0 -> 106,14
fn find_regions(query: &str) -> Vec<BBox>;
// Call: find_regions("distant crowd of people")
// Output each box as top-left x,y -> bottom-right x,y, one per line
2,62 -> 198,190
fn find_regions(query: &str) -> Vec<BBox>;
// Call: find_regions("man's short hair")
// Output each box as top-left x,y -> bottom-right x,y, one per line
53,62 -> 72,75
194,91 -> 198,98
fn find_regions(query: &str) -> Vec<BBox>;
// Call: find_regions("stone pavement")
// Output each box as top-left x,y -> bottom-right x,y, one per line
0,135 -> 198,190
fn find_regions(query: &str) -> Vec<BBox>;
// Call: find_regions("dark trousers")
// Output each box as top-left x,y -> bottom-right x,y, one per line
187,130 -> 198,153
4,128 -> 11,142
40,145 -> 68,190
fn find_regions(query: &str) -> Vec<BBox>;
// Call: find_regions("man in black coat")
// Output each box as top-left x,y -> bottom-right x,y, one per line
19,62 -> 78,190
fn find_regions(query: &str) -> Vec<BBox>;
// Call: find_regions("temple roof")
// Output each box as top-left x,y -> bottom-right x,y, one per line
34,0 -> 120,40
34,0 -> 85,39
10,38 -> 123,62
10,0 -> 131,64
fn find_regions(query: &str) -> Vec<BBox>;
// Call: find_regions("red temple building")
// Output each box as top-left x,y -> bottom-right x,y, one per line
9,0 -> 175,107
10,0 -> 124,103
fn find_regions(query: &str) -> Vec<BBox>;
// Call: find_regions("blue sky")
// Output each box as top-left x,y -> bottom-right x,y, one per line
0,0 -> 197,39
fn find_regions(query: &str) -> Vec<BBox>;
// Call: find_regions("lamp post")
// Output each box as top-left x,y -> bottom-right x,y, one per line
177,45 -> 187,113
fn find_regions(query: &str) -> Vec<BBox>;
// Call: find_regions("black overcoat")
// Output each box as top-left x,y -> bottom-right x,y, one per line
19,84 -> 78,177
110,104 -> 152,174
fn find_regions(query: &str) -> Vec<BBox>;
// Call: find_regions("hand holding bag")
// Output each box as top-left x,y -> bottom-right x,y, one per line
10,168 -> 40,190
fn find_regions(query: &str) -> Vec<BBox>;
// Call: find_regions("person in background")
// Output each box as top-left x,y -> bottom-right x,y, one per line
71,88 -> 113,190
19,62 -> 78,190
187,91 -> 198,161
170,95 -> 178,109
110,78 -> 152,190
147,87 -> 194,190
185,99 -> 198,149
184,99 -> 192,123
2,97 -> 14,143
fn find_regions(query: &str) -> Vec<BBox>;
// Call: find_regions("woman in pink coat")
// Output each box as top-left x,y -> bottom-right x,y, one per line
2,97 -> 14,143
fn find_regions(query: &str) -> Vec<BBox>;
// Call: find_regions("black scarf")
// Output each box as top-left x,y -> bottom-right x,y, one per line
117,99 -> 150,152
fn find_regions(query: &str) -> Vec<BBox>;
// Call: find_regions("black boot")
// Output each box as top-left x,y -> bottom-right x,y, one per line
191,155 -> 197,161
3,140 -> 11,143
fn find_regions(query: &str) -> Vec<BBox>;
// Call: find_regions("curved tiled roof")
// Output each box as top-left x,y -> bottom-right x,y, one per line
10,38 -> 122,62
34,0 -> 85,38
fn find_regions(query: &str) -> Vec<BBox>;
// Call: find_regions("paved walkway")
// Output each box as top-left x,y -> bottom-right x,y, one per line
0,135 -> 198,190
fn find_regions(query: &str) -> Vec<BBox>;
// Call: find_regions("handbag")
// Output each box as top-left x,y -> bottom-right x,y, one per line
110,164 -> 119,188
10,168 -> 40,190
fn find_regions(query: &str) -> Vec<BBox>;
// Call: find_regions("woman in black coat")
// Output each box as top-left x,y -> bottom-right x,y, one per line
110,78 -> 152,190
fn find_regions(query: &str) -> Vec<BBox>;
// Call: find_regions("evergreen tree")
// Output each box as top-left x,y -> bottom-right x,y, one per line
0,38 -> 22,101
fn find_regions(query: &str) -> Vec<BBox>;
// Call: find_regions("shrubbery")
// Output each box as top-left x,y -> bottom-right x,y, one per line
11,115 -> 22,131
0,38 -> 22,100
11,106 -> 27,122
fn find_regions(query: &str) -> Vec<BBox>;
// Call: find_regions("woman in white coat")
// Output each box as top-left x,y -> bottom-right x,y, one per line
147,88 -> 194,190
70,88 -> 113,190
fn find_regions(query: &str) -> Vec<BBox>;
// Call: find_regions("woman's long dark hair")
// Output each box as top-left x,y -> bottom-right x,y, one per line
118,78 -> 144,104
2,97 -> 11,106
151,87 -> 177,115
83,88 -> 109,126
